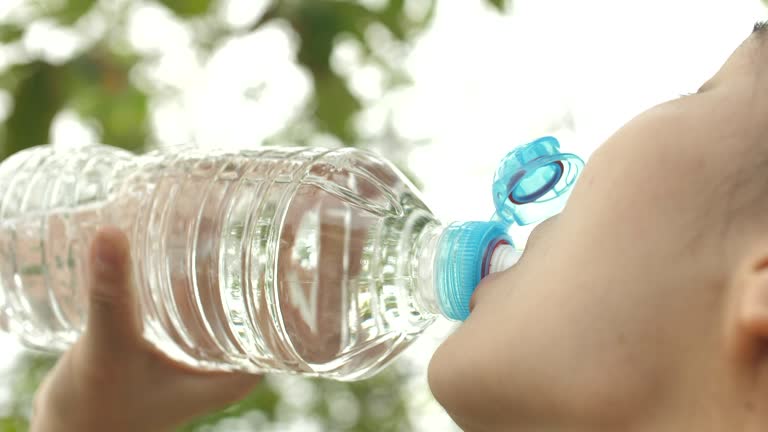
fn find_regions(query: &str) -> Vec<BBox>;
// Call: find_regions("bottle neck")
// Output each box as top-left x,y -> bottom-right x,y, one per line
410,220 -> 520,322
410,222 -> 445,318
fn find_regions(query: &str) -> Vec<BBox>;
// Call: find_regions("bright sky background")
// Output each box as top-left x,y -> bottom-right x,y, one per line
1,0 -> 768,430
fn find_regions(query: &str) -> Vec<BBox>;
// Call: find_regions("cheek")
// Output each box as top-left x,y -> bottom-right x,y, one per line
427,272 -> 526,423
428,244 -> 677,427
428,317 -> 519,428
427,271 -> 564,425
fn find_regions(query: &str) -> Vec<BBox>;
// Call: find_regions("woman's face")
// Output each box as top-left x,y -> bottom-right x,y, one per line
428,27 -> 768,431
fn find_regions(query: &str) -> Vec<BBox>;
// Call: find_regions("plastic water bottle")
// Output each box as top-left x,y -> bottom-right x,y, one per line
0,138 -> 582,381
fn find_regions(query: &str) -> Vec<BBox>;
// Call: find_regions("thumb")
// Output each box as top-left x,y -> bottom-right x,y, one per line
83,226 -> 142,353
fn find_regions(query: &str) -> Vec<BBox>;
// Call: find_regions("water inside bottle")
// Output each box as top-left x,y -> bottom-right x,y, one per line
0,147 -> 440,380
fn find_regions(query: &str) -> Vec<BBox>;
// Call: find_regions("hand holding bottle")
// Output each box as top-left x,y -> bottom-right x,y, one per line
30,226 -> 262,432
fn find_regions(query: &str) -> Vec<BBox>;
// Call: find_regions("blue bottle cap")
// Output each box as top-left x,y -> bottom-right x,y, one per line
491,136 -> 584,226
435,136 -> 585,321
435,221 -> 511,321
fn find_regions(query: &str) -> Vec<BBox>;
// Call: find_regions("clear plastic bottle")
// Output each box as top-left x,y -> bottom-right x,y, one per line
0,138 -> 582,381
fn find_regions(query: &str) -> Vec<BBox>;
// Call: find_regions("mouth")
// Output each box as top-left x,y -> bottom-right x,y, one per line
469,291 -> 479,313
470,245 -> 518,314
468,274 -> 495,314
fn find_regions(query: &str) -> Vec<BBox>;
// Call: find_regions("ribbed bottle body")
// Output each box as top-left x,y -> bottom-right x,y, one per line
0,144 -> 441,380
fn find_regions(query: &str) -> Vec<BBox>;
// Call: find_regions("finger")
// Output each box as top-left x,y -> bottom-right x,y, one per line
83,226 -> 142,353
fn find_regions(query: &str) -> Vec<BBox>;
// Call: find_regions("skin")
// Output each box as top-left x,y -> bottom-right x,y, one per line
31,26 -> 768,432
31,227 -> 262,432
428,28 -> 768,431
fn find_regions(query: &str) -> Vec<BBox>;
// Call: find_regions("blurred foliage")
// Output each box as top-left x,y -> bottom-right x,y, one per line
0,0 -> 508,430
179,368 -> 415,431
0,351 -> 416,431
0,0 -> 509,157
0,353 -> 57,431
158,0 -> 214,17
487,0 -> 510,12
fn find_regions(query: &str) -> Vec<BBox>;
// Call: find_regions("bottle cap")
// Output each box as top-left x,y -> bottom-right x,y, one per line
491,136 -> 584,226
435,136 -> 584,321
435,221 -> 511,321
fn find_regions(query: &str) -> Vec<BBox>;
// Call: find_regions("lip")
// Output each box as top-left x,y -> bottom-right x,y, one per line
469,269 -> 511,314
469,290 -> 479,313
468,272 -> 501,314
469,282 -> 488,314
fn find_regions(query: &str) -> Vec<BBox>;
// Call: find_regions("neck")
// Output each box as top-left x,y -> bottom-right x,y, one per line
410,222 -> 444,317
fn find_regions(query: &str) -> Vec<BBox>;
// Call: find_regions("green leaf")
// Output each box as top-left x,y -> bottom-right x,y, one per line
293,2 -> 347,70
100,86 -> 148,152
157,0 -> 214,18
313,70 -> 362,144
0,25 -> 24,44
179,382 -> 281,430
284,2 -> 367,144
0,64 -> 27,92
379,0 -> 407,40
487,0 -> 510,12
56,0 -> 97,24
65,52 -> 149,153
0,416 -> 25,432
1,352 -> 57,429
2,62 -> 66,159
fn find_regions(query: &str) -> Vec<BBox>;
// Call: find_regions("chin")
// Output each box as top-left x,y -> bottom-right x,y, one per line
427,340 -> 503,430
